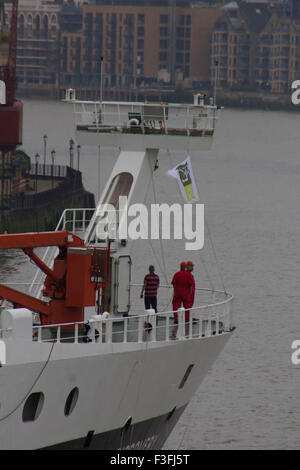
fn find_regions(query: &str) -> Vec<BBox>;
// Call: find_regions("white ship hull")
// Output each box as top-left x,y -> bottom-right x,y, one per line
0,329 -> 232,450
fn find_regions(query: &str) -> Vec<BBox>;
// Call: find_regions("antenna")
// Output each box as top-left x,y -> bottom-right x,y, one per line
214,60 -> 219,105
100,56 -> 104,103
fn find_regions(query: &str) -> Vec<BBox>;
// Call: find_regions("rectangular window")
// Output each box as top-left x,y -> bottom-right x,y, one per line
160,39 -> 168,49
138,14 -> 144,24
160,14 -> 168,24
176,40 -> 184,50
137,39 -> 144,49
137,52 -> 144,62
138,26 -> 144,37
176,27 -> 184,38
176,52 -> 184,63
159,51 -> 168,61
160,27 -> 168,36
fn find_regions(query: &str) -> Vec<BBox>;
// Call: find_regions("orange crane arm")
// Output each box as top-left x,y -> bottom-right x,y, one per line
0,284 -> 51,317
0,231 -> 84,250
0,230 -> 85,319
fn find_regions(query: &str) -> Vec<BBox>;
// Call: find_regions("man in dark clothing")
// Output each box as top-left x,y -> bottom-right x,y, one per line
140,265 -> 160,313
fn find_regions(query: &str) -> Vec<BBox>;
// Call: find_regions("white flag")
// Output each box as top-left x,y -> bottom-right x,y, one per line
167,156 -> 199,203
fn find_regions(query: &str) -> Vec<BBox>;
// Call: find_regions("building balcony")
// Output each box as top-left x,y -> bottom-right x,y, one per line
255,50 -> 269,57
238,38 -> 250,44
258,38 -> 272,45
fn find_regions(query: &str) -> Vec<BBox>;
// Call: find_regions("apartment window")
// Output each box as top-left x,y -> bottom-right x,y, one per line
160,15 -> 168,24
137,39 -> 144,49
176,40 -> 184,50
138,26 -> 144,37
186,15 -> 191,25
176,52 -> 184,63
186,28 -> 191,38
138,14 -> 144,24
185,40 -> 190,50
176,27 -> 184,38
185,52 -> 190,63
179,15 -> 184,25
137,52 -> 144,62
160,39 -> 168,49
159,51 -> 168,61
160,27 -> 168,36
137,64 -> 144,75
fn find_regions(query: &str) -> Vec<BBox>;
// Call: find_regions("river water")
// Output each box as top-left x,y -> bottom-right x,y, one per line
2,98 -> 300,450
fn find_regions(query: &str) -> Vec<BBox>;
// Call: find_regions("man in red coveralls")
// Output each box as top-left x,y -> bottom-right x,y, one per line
171,262 -> 194,326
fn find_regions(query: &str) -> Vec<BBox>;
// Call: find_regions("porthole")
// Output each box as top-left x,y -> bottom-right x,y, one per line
64,387 -> 79,416
22,392 -> 44,422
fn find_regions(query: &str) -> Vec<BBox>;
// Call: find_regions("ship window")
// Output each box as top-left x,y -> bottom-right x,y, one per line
22,392 -> 44,422
64,387 -> 79,416
178,364 -> 194,389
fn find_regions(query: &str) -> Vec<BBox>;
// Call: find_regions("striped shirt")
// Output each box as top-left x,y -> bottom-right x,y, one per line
144,273 -> 160,296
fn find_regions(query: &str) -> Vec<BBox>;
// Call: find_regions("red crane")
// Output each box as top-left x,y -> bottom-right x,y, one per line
0,231 -> 111,326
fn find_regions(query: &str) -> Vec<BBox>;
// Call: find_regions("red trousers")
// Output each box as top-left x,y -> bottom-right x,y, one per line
172,292 -> 191,324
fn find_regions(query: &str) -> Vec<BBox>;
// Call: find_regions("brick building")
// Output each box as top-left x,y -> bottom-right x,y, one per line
59,0 -> 222,101
210,0 -> 300,94
6,0 -> 61,94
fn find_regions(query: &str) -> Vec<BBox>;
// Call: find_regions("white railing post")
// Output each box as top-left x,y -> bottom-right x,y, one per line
147,309 -> 156,342
74,323 -> 79,343
106,318 -> 112,343
138,315 -> 144,343
189,314 -> 193,339
165,314 -> 170,341
178,307 -> 185,340
57,325 -> 61,343
37,326 -> 42,343
123,316 -> 128,343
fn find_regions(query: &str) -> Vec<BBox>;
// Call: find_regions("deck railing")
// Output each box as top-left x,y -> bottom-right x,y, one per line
31,289 -> 234,345
72,100 -> 217,135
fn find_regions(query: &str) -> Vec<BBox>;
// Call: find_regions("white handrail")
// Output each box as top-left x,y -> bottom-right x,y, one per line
31,290 -> 233,345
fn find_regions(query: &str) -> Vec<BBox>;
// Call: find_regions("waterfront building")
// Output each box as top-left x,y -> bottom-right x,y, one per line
5,0 -> 61,96
210,0 -> 300,95
211,1 -> 271,90
59,0 -> 222,101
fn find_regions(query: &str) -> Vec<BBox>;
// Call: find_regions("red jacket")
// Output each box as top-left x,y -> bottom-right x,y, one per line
171,270 -> 194,296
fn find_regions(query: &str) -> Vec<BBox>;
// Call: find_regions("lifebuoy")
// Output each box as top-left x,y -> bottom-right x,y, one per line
127,118 -> 139,127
